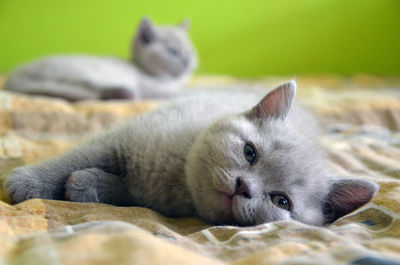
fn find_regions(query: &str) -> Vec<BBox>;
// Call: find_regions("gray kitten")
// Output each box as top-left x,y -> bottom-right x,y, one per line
5,81 -> 379,226
4,17 -> 197,101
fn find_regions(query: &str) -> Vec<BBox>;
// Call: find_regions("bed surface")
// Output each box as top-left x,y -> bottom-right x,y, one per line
0,75 -> 400,265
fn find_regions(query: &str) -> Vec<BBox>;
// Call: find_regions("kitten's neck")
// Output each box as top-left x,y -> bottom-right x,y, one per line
131,57 -> 189,81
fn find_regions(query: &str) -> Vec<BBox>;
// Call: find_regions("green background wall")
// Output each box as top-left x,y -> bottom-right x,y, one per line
0,0 -> 399,77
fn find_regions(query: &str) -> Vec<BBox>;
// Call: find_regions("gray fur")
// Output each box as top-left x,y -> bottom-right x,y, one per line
5,81 -> 379,226
4,17 -> 197,101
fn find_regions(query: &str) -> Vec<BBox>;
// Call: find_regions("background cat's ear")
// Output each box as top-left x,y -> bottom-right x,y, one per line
323,178 -> 379,223
136,17 -> 156,45
246,80 -> 297,121
179,19 -> 190,31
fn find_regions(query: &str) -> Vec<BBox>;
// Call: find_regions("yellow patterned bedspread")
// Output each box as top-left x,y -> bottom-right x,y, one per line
0,75 -> 400,265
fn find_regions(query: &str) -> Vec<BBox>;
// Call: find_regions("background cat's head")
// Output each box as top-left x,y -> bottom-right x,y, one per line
186,81 -> 379,226
132,17 -> 198,79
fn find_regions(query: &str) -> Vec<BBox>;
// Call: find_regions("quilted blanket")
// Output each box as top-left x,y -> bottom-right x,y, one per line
0,74 -> 400,265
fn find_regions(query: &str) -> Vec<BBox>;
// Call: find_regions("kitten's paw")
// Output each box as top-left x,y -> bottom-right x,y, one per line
65,168 -> 102,203
6,167 -> 53,203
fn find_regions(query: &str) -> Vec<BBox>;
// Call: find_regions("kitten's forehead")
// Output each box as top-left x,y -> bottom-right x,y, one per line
157,26 -> 191,48
220,115 -> 297,148
220,115 -> 328,184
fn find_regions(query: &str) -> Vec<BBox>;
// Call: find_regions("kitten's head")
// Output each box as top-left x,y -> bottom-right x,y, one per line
186,81 -> 379,226
132,17 -> 198,78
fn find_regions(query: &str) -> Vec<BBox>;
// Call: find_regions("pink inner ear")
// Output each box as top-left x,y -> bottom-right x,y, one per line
262,88 -> 287,118
328,180 -> 378,222
247,81 -> 296,120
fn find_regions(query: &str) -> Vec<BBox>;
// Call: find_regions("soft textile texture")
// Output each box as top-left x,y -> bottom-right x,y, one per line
0,75 -> 400,265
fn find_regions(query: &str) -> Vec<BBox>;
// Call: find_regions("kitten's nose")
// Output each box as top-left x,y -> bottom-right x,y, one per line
235,177 -> 252,199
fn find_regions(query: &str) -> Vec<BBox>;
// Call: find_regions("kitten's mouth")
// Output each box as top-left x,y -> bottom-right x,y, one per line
218,191 -> 247,225
219,191 -> 234,207
218,189 -> 244,211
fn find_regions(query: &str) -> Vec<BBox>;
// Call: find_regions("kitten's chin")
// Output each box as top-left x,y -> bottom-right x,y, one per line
230,197 -> 255,226
166,66 -> 192,79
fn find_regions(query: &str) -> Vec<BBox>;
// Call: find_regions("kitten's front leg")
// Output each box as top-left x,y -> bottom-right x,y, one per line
6,137 -> 122,203
65,168 -> 131,206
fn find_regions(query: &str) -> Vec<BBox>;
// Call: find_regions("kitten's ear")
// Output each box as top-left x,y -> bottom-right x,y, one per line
246,80 -> 297,121
136,17 -> 156,45
179,19 -> 190,31
323,178 -> 379,223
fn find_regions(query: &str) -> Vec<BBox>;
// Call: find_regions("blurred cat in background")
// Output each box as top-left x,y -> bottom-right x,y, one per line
4,17 -> 198,101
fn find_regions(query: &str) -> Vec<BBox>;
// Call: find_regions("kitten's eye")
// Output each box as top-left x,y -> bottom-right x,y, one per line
168,47 -> 180,56
270,193 -> 291,211
243,143 -> 256,164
